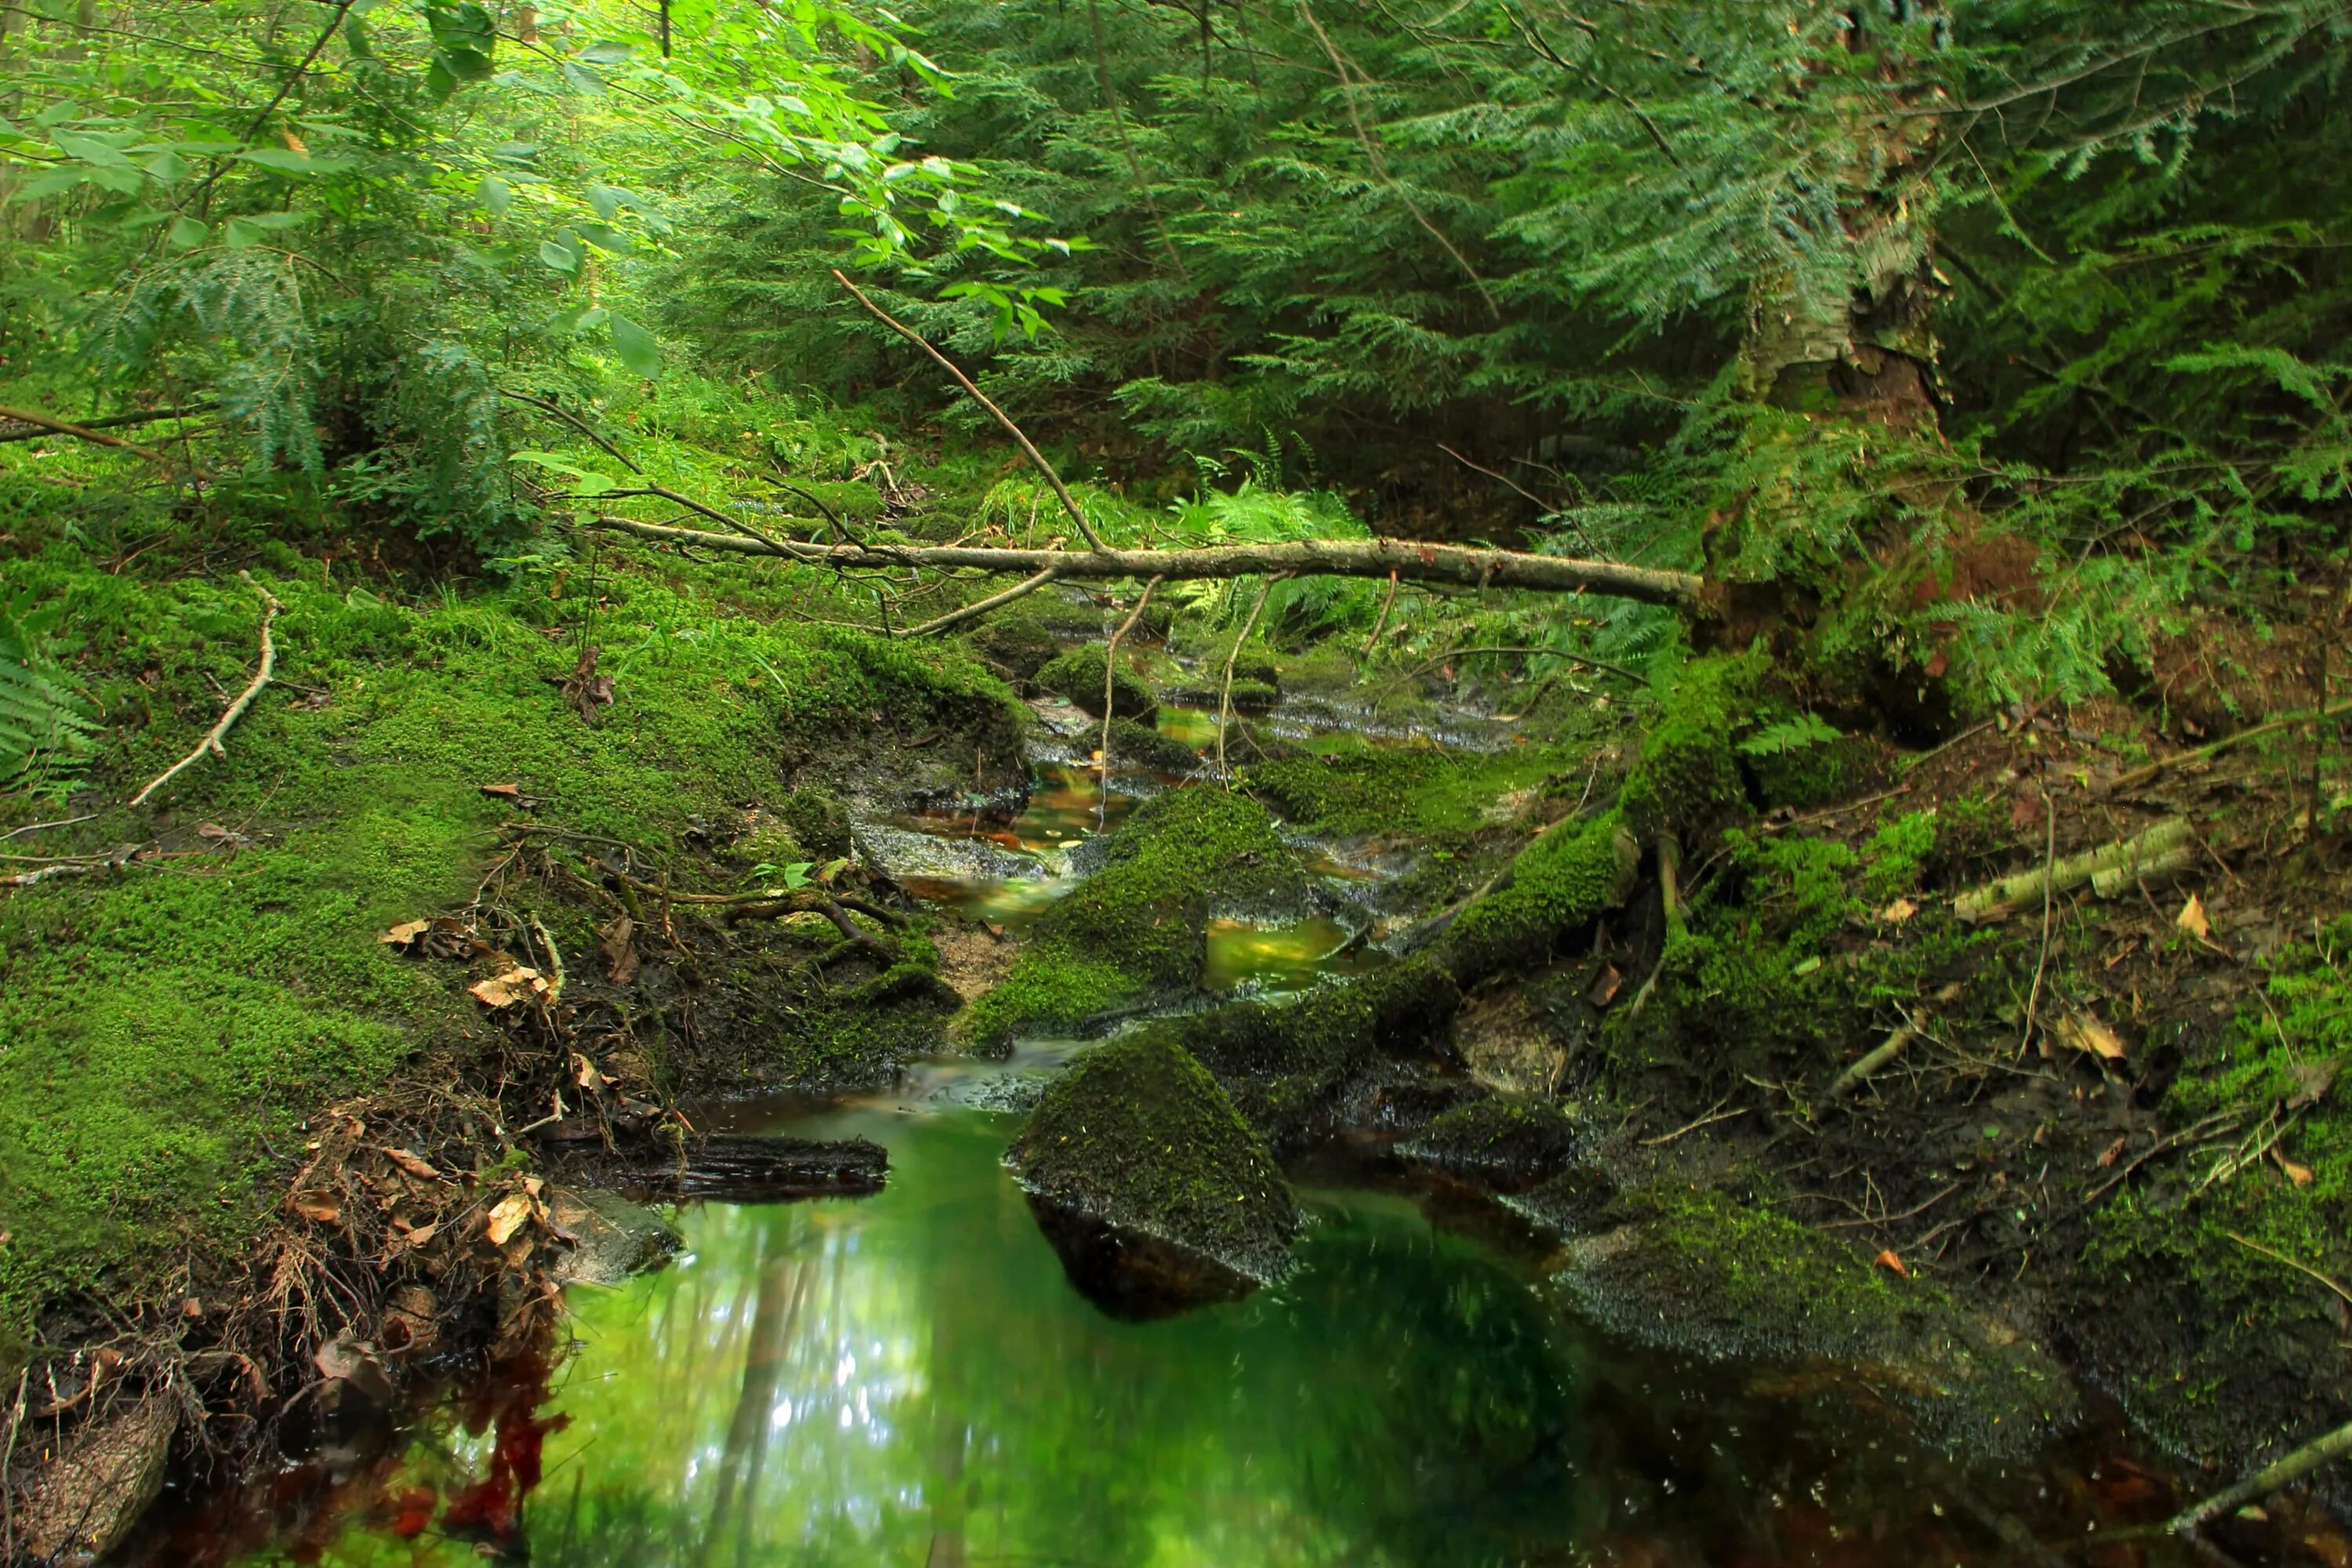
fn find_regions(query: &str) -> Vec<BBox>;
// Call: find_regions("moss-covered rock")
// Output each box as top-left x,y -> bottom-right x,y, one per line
968,618 -> 1062,681
1136,955 -> 1462,1147
1436,811 -> 1642,985
1224,677 -> 1279,713
956,789 -> 1301,1052
1007,1033 -> 1299,1283
1555,1185 -> 2079,1457
1105,716 -> 1200,775
1746,731 -> 1890,813
1401,1094 -> 1587,1188
1036,644 -> 1158,720
777,786 -> 853,860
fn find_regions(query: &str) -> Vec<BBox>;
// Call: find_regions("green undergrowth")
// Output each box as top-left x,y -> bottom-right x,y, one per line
1438,812 -> 1642,983
957,789 -> 1301,1053
2085,916 -> 2352,1446
1007,1032 -> 1299,1279
0,523 -> 1012,1356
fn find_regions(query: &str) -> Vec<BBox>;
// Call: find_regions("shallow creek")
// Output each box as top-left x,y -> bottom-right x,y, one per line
184,701 -> 2209,1567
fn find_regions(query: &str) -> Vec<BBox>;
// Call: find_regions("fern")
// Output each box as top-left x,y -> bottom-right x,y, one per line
1738,712 -> 1842,758
0,613 -> 98,799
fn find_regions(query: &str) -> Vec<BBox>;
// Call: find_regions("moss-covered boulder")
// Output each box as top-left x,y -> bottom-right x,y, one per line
1105,716 -> 1200,775
1618,654 -> 1757,841
957,789 -> 1302,1053
1143,956 -> 1461,1148
1007,1034 -> 1300,1287
1401,1094 -> 1587,1188
777,786 -> 853,860
1435,811 -> 1642,985
1036,644 -> 1158,720
1223,677 -> 1279,713
968,618 -> 1062,681
1553,1186 -> 2079,1457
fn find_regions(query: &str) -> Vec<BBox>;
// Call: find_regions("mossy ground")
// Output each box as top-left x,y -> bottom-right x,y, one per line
956,788 -> 1301,1051
1006,1032 -> 1298,1278
0,504 -> 1014,1355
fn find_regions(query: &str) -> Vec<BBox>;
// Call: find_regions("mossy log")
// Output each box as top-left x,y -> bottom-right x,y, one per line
1951,817 -> 2192,923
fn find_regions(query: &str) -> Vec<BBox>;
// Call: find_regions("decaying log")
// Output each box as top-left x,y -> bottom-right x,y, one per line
584,516 -> 1706,610
1952,817 -> 2194,924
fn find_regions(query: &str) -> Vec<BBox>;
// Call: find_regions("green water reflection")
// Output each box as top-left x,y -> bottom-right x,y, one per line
1203,915 -> 1385,993
247,1109 -> 1586,1567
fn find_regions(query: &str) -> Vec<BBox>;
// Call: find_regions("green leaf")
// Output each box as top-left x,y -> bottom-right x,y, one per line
478,172 -> 511,215
237,148 -> 354,175
222,217 -> 263,249
166,214 -> 209,249
537,237 -> 581,274
578,39 -> 632,64
508,450 -> 619,496
51,129 -> 132,169
608,314 -> 661,378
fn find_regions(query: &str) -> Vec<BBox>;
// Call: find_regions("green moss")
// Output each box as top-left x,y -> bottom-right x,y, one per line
1105,716 -> 1200,775
1437,811 -> 1642,984
1617,653 -> 1759,840
1036,644 -> 1158,720
2084,918 -> 2352,1454
1558,1185 -> 2078,1454
1006,1033 -> 1298,1279
957,789 -> 1299,1051
967,618 -> 1062,681
0,538 -> 1016,1340
1404,1094 -> 1586,1185
1133,956 -> 1461,1145
1746,731 -> 1889,812
1862,810 -> 1938,902
1246,744 -> 1571,841
776,787 -> 852,860
1224,677 -> 1279,712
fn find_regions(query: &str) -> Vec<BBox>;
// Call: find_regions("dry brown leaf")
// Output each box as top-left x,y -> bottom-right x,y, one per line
289,1193 -> 340,1225
1585,964 -> 1623,1009
2289,1059 -> 2339,1111
313,1334 -> 394,1405
2054,1011 -> 2129,1061
485,1192 -> 534,1247
479,782 -> 521,800
2176,892 -> 2210,941
379,1147 -> 441,1181
2279,1156 -> 2315,1188
469,965 -> 546,1009
599,913 -> 639,985
2096,1136 -> 2128,1169
572,1052 -> 608,1094
1874,1250 -> 1909,1278
379,920 -> 430,948
1877,897 -> 1919,925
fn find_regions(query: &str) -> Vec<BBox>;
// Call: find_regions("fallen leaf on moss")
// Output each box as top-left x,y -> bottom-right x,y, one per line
2279,1156 -> 2315,1188
599,913 -> 639,985
2096,1136 -> 2128,1168
380,920 -> 430,948
2176,893 -> 2210,940
379,1147 -> 441,1181
1585,964 -> 1622,1008
2054,1011 -> 2128,1061
1877,897 -> 1918,924
469,966 -> 546,1009
2289,1060 -> 2339,1110
485,1192 -> 533,1246
479,782 -> 521,800
1874,1250 -> 1908,1277
289,1193 -> 340,1225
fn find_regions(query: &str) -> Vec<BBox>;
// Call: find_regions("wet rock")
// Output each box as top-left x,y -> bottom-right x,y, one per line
1025,1199 -> 1261,1322
969,618 -> 1062,681
14,1395 -> 176,1565
902,781 -> 1030,822
1450,989 -> 1569,1094
1104,716 -> 1200,775
1007,1033 -> 1299,1289
546,1188 -> 684,1287
853,821 -> 1050,884
1503,1160 -> 1621,1236
614,1134 -> 888,1203
1400,1094 -> 1588,1189
1036,644 -> 1157,720
776,787 -> 853,860
1550,1185 -> 2080,1459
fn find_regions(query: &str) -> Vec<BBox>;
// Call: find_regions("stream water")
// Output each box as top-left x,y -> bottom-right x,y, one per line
173,699 -> 2213,1567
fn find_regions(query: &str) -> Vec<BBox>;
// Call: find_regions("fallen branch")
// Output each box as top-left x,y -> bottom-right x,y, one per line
906,565 -> 1062,637
0,402 -> 213,446
2100,698 -> 2352,796
129,574 -> 283,808
1827,984 -> 1962,1099
833,270 -> 1109,552
1952,816 -> 2192,923
585,516 -> 1705,608
2168,1417 -> 2352,1534
0,402 -> 191,474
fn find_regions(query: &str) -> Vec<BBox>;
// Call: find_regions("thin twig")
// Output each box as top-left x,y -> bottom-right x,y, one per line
1639,1101 -> 1742,1147
500,387 -> 644,474
831,270 -> 1108,551
129,574 -> 282,808
0,814 -> 97,842
2018,789 -> 2057,1054
2226,1231 -> 2352,1310
907,566 -> 1062,637
0,402 -> 187,474
1217,575 -> 1279,783
1099,575 -> 1164,826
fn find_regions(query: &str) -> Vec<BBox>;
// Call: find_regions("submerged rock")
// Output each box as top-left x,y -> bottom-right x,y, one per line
1551,1185 -> 2080,1459
1007,1033 -> 1300,1294
614,1134 -> 888,1204
546,1187 -> 684,1287
1036,644 -> 1158,720
853,821 -> 1051,884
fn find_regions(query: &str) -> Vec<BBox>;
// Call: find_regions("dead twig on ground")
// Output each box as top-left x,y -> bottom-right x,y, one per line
2019,790 -> 2057,1055
1217,575 -> 1280,784
1099,575 -> 1164,826
129,574 -> 282,808
1953,816 -> 2193,922
2225,1231 -> 2352,1311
